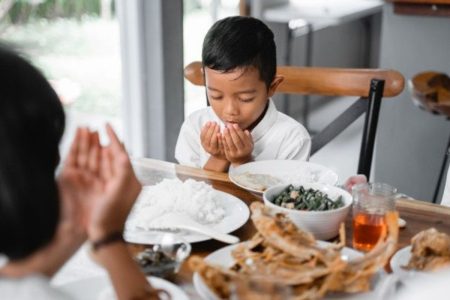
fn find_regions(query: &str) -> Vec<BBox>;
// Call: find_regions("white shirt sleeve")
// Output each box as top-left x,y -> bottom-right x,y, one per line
0,275 -> 73,300
276,125 -> 311,161
174,120 -> 202,168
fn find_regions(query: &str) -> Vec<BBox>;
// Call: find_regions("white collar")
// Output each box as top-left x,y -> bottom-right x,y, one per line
250,99 -> 277,142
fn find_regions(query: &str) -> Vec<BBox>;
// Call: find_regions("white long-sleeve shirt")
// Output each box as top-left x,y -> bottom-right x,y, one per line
175,99 -> 311,168
0,275 -> 73,300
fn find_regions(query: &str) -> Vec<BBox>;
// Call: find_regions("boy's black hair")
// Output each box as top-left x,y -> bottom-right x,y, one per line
0,43 -> 64,260
202,16 -> 276,88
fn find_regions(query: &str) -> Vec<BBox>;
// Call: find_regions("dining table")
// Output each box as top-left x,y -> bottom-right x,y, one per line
53,157 -> 450,299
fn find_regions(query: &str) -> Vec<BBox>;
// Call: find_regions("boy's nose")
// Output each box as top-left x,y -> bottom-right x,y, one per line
224,99 -> 239,116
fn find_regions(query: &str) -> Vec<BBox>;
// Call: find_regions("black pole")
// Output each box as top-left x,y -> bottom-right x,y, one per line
357,79 -> 385,180
302,23 -> 313,131
432,131 -> 450,204
283,24 -> 293,115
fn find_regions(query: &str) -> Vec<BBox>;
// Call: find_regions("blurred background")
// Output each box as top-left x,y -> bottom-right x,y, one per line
1,0 -> 449,203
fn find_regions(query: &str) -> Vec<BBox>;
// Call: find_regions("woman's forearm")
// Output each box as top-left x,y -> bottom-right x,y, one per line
91,242 -> 157,300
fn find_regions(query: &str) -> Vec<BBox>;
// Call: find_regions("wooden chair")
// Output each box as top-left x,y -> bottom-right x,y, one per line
184,61 -> 405,180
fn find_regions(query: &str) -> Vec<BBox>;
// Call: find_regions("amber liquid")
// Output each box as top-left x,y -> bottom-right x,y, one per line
352,212 -> 387,252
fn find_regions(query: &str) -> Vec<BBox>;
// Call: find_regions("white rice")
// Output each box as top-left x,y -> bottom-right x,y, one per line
130,178 -> 226,228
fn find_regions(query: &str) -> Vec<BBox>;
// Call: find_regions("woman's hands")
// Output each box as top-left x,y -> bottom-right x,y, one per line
59,124 -> 141,241
61,125 -> 158,300
0,125 -> 140,278
86,124 -> 141,240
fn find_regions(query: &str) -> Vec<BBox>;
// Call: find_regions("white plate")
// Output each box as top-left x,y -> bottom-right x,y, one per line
390,245 -> 437,284
229,160 -> 339,194
193,241 -> 383,300
124,190 -> 250,244
59,275 -> 189,300
390,245 -> 412,276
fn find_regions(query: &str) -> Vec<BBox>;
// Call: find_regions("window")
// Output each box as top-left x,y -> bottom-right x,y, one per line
1,0 -> 122,153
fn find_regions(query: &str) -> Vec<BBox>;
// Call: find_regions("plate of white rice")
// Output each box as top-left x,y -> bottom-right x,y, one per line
124,178 -> 250,244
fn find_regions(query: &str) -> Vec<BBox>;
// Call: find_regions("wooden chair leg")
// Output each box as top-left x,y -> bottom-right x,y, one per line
357,79 -> 385,180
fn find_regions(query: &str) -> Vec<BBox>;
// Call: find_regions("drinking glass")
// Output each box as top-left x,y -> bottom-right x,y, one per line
352,182 -> 397,252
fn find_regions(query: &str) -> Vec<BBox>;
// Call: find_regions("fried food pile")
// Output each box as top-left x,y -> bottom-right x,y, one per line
190,202 -> 399,300
405,228 -> 450,272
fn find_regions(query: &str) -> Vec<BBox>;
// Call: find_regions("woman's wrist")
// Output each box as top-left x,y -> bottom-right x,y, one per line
89,238 -> 128,265
88,223 -> 124,241
91,231 -> 124,252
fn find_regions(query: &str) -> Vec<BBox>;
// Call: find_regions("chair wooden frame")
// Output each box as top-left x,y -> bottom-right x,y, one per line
184,61 -> 405,179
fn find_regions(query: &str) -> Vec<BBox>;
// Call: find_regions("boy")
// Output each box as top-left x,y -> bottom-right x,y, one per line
175,16 -> 311,172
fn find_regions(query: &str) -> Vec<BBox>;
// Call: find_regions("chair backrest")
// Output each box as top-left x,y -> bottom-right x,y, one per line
184,61 -> 405,179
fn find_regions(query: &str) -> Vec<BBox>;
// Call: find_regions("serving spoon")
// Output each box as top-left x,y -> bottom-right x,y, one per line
137,212 -> 240,244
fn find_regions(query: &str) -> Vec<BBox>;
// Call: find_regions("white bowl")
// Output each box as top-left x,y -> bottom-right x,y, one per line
263,183 -> 352,240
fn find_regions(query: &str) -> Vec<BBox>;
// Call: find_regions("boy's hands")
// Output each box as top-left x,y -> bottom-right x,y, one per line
201,121 -> 226,160
201,122 -> 254,168
222,124 -> 253,166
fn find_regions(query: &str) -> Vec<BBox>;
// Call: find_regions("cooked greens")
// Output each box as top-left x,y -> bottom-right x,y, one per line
271,185 -> 344,211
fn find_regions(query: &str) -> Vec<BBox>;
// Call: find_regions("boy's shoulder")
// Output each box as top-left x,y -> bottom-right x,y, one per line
273,110 -> 309,134
186,106 -> 211,122
258,100 -> 310,140
184,106 -> 219,129
186,106 -> 209,121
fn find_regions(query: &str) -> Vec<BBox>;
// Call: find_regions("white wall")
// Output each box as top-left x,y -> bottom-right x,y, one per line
375,4 -> 450,202
117,0 -> 184,161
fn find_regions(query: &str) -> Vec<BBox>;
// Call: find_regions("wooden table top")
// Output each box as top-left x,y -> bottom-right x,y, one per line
127,158 -> 450,297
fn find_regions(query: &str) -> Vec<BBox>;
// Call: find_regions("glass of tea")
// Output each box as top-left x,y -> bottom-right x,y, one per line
352,182 -> 397,252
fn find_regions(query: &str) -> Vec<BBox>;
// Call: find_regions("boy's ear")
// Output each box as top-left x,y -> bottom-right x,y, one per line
268,75 -> 284,97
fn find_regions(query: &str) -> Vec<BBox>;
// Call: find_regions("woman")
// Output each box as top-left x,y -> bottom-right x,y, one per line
0,44 -> 159,299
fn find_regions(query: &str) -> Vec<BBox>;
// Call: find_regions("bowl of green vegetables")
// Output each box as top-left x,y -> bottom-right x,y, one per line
263,183 -> 352,240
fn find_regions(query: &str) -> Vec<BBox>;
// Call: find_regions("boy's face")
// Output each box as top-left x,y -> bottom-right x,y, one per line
204,66 -> 282,130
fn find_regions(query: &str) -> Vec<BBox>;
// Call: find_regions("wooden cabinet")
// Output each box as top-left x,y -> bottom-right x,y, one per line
389,0 -> 450,17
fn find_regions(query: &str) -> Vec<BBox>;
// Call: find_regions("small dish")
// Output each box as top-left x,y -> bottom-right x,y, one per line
134,233 -> 191,278
263,182 -> 352,240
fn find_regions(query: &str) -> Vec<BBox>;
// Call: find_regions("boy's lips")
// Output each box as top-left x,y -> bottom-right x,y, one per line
224,121 -> 241,128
